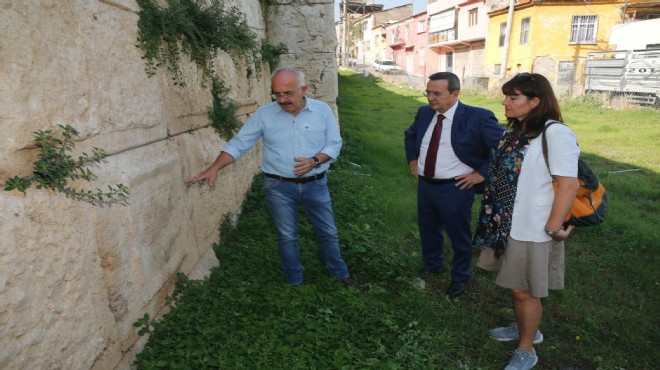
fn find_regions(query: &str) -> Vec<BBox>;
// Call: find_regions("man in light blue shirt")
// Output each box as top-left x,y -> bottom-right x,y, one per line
186,67 -> 358,288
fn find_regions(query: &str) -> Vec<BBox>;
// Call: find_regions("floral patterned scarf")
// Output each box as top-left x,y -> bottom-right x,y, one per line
473,130 -> 529,258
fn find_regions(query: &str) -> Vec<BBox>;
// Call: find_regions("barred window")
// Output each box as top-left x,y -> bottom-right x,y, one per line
558,61 -> 575,85
520,18 -> 530,45
570,15 -> 597,43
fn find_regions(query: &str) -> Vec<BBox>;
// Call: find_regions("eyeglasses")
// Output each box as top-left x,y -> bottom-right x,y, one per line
271,90 -> 298,100
423,90 -> 444,98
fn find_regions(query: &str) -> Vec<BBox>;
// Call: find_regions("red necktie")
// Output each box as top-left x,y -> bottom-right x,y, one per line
423,114 -> 445,178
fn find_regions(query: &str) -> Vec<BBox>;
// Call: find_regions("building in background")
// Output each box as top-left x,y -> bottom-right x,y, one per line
385,11 -> 428,76
337,1 -> 411,67
483,0 -> 660,95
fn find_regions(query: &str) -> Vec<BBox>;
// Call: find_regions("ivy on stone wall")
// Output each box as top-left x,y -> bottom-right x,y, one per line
3,125 -> 129,205
135,0 -> 287,140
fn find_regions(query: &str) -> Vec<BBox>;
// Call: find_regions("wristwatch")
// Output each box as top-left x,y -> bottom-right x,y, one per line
311,156 -> 321,168
544,228 -> 561,237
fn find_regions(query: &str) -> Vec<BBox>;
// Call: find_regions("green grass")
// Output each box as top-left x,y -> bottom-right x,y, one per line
133,72 -> 659,369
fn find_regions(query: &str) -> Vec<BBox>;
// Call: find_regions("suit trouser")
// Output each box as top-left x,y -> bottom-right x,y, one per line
418,179 -> 475,282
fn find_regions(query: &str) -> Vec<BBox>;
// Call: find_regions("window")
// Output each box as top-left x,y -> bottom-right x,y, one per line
499,23 -> 507,47
558,61 -> 575,85
419,47 -> 426,65
418,20 -> 426,33
520,17 -> 530,44
570,15 -> 598,43
494,64 -> 501,75
446,52 -> 453,72
469,9 -> 478,27
405,26 -> 410,40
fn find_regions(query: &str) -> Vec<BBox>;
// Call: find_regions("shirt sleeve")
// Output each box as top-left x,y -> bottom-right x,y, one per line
318,105 -> 342,162
222,111 -> 264,161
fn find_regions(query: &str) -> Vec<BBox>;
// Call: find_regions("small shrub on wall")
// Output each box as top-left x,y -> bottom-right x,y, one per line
3,125 -> 129,205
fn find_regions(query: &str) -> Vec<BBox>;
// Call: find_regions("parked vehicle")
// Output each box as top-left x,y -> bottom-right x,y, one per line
584,49 -> 660,106
373,59 -> 402,74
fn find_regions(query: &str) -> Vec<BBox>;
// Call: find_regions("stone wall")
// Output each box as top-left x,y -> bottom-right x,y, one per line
0,0 -> 337,369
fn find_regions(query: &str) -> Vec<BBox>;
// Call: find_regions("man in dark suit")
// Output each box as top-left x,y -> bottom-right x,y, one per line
404,72 -> 504,298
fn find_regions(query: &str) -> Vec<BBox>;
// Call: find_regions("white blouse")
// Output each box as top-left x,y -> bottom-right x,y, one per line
510,121 -> 580,242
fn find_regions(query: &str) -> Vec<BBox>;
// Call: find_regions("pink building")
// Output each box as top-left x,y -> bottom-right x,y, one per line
385,11 -> 430,77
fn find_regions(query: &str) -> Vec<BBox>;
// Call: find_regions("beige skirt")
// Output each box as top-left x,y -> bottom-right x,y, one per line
480,237 -> 565,298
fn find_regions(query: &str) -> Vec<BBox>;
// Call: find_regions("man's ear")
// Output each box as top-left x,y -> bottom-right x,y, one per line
301,86 -> 308,96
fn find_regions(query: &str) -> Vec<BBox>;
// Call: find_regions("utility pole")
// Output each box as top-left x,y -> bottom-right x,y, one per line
499,0 -> 515,83
342,1 -> 349,67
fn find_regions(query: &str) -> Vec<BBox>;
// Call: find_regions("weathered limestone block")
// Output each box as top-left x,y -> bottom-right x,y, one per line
267,0 -> 337,54
0,191 -> 120,369
0,0 -> 165,179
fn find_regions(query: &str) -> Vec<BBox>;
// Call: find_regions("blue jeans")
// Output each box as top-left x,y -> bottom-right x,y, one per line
263,175 -> 350,285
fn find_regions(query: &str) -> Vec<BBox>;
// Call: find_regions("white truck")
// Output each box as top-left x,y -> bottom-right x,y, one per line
584,49 -> 660,107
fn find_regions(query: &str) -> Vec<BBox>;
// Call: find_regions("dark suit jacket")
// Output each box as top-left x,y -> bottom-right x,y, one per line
404,101 -> 504,179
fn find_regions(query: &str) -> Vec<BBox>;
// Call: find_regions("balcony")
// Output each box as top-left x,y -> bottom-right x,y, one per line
389,38 -> 406,48
428,29 -> 456,46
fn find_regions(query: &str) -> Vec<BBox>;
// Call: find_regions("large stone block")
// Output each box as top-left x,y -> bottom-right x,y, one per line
266,2 -> 338,54
0,191 -> 119,369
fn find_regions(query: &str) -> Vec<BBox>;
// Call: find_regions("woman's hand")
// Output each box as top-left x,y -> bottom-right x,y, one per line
547,225 -> 575,241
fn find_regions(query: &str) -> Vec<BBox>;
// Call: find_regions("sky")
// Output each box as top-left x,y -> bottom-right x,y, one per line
334,0 -> 427,22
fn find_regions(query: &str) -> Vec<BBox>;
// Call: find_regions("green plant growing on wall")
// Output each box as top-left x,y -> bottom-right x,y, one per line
135,0 -> 287,140
3,124 -> 129,205
260,40 -> 288,72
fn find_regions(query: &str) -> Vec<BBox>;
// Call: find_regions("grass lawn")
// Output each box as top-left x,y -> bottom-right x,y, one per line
133,71 -> 659,369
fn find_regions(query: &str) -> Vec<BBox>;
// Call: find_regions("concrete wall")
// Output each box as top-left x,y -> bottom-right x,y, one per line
0,0 -> 337,369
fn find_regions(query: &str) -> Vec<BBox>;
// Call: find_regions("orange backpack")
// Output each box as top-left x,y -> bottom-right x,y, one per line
542,121 -> 608,227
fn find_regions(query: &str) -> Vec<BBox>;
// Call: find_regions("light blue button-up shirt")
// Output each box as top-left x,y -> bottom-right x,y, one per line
222,97 -> 342,178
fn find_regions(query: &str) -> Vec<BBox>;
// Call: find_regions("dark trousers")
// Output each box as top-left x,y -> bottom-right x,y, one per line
417,179 -> 475,282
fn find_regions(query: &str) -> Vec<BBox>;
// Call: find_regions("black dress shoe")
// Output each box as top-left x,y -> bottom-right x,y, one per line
447,280 -> 467,298
342,276 -> 364,290
419,266 -> 445,278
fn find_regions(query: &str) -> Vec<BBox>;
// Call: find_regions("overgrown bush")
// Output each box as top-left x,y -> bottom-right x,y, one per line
135,0 -> 287,140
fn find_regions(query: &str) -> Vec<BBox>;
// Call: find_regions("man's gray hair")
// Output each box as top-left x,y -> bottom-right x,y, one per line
272,67 -> 306,88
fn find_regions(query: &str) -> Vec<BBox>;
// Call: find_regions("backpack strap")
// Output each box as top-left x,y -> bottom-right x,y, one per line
541,120 -> 563,177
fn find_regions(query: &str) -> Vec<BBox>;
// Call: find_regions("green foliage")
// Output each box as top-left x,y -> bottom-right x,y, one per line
208,76 -> 241,140
135,0 -> 287,141
132,72 -> 658,369
3,124 -> 129,205
136,0 -> 261,84
260,40 -> 288,73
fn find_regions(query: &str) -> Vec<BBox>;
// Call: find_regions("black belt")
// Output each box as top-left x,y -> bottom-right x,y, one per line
419,176 -> 458,185
263,172 -> 326,184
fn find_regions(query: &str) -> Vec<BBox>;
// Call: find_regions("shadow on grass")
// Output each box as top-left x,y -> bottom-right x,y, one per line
133,72 -> 658,370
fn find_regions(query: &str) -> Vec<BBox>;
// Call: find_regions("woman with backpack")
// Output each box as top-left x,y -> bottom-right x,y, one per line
473,73 -> 580,370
